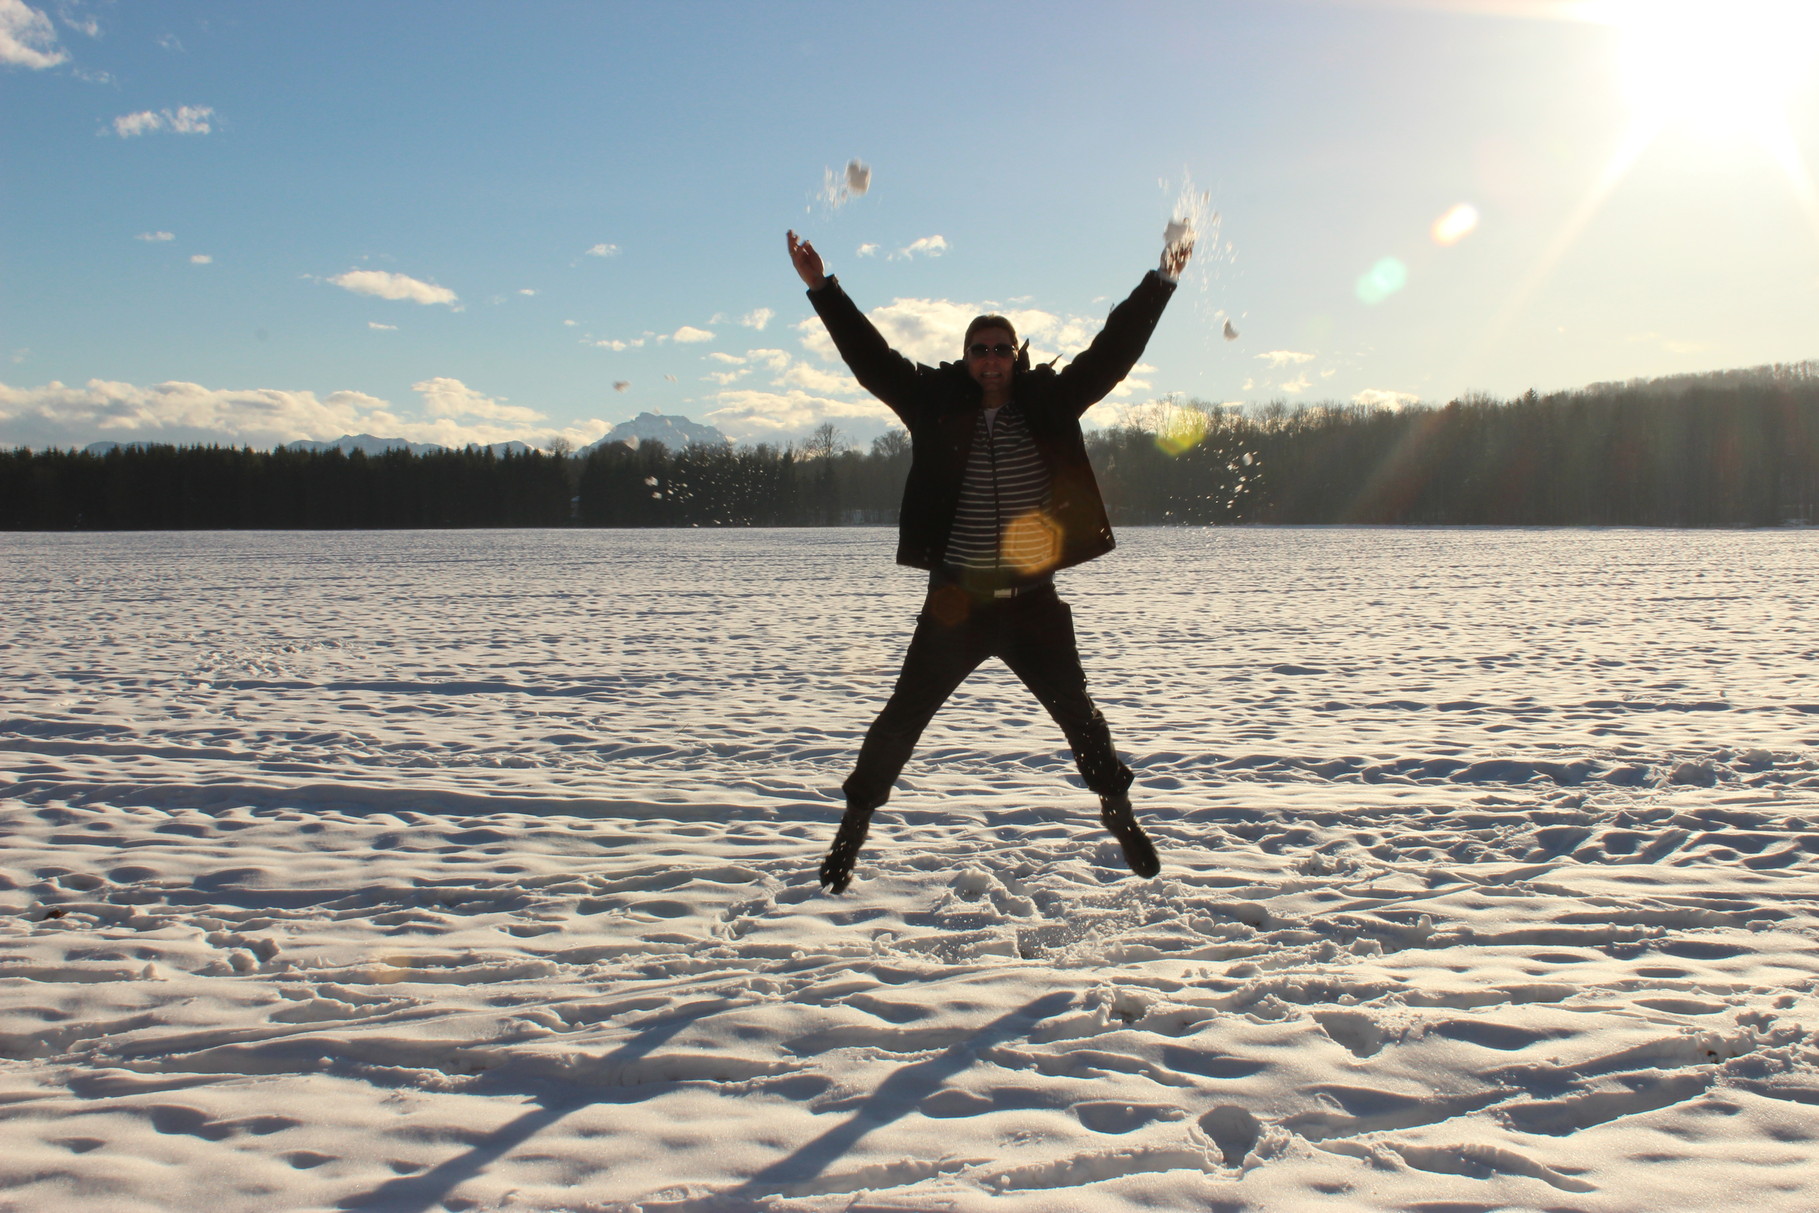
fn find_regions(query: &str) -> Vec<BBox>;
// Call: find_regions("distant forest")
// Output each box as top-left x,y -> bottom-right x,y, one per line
5,364 -> 1818,530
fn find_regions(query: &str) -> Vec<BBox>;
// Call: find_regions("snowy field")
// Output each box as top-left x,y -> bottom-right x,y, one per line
5,525 -> 1819,1213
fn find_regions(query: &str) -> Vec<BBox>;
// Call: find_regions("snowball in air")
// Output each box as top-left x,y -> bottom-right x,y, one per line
1164,218 -> 1195,250
1223,319 -> 1239,341
614,381 -> 631,393
822,159 -> 872,208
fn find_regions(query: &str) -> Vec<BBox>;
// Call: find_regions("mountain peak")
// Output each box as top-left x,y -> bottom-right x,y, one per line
583,412 -> 729,453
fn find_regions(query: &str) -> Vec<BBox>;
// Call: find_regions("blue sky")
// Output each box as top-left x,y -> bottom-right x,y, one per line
4,0 -> 1817,451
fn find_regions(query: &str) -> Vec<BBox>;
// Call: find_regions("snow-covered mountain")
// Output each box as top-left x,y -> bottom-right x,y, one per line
583,412 -> 729,453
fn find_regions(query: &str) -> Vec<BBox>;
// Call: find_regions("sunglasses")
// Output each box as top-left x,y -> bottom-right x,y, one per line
967,342 -> 1017,359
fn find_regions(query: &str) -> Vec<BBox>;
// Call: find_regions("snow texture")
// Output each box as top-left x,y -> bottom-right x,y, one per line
4,526 -> 1819,1211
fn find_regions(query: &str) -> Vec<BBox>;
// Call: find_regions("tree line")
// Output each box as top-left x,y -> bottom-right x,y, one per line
5,367 -> 1817,530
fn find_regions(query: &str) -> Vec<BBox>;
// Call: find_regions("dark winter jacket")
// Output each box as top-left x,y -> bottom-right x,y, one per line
806,269 -> 1177,573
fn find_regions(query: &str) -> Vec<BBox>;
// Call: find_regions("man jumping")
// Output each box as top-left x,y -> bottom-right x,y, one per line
788,226 -> 1193,894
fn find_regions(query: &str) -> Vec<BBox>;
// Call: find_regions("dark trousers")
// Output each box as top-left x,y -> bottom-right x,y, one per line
842,584 -> 1133,811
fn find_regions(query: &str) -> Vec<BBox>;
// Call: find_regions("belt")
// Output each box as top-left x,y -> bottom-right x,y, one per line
931,568 -> 1055,600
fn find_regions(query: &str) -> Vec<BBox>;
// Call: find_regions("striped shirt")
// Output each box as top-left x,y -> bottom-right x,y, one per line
942,402 -> 1061,579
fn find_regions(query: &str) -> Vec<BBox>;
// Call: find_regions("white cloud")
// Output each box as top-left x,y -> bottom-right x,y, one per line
413,377 -> 544,424
705,369 -> 749,386
112,111 -> 163,138
1627,330 -> 1711,356
136,230 -> 175,242
166,105 -> 213,133
891,235 -> 949,260
590,337 -> 643,351
673,325 -> 715,343
518,288 -> 536,296
189,254 -> 211,265
1005,307 -> 1094,356
1105,362 -> 1156,401
1354,388 -> 1421,410
795,298 -> 968,367
110,104 -> 215,137
746,348 -> 791,372
1280,374 -> 1312,394
706,387 -> 892,442
777,362 -> 861,395
857,243 -> 880,257
328,269 -> 458,307
707,352 -> 745,365
157,33 -> 183,52
0,377 -> 609,452
0,0 -> 66,68
795,297 -> 1106,370
1257,349 -> 1315,368
585,243 -> 620,258
740,307 -> 774,331
368,322 -> 397,332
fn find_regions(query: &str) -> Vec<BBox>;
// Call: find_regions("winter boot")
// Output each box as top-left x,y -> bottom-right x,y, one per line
819,803 -> 874,895
1100,793 -> 1159,878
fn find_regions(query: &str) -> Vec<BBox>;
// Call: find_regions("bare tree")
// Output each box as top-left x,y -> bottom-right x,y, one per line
805,422 -> 846,460
870,428 -> 910,459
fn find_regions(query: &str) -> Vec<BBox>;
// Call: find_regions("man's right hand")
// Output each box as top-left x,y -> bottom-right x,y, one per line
1162,236 -> 1195,281
787,230 -> 828,290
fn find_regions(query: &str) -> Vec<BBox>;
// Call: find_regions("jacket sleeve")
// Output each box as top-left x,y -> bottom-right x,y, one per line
1052,269 -> 1178,419
806,276 -> 926,423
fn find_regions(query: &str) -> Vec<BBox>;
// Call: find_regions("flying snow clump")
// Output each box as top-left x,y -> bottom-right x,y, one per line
821,159 -> 872,208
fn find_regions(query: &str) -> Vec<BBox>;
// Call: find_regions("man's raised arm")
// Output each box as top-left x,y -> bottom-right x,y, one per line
1046,223 -> 1197,416
787,229 -> 923,416
787,230 -> 828,291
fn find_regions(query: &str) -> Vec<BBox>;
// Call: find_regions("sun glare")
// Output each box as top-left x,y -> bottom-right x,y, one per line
1603,0 -> 1819,150
1455,0 -> 1819,397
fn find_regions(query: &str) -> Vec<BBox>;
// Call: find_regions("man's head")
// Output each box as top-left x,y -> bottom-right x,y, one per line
963,314 -> 1019,404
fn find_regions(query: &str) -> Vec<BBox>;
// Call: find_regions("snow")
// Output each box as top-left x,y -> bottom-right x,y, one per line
844,160 -> 871,199
820,160 -> 871,210
4,525 -> 1819,1212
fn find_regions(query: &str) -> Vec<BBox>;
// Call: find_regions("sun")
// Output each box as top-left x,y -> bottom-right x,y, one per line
1452,0 -> 1819,396
1601,0 -> 1819,155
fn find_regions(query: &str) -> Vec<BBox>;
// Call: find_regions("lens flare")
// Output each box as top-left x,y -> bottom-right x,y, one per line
1430,203 -> 1480,246
1003,510 -> 1063,576
1355,258 -> 1409,305
1154,406 -> 1212,457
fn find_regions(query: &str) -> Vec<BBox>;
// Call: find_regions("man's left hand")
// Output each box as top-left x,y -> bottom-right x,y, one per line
1162,237 -> 1195,280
